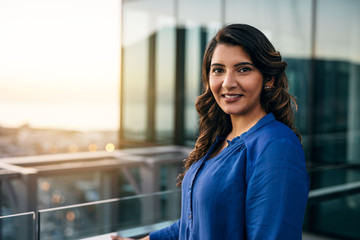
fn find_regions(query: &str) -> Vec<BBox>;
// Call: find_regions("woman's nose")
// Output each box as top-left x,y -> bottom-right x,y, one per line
222,72 -> 237,89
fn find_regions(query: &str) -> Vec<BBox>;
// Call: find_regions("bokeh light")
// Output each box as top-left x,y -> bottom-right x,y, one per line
105,143 -> 115,152
88,144 -> 98,152
66,211 -> 76,222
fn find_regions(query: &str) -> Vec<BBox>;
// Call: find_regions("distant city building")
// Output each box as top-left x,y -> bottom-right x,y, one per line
0,124 -> 118,157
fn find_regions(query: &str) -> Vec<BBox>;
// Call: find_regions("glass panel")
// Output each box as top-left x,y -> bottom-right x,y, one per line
38,168 -> 148,211
38,172 -> 113,210
38,190 -> 181,239
178,0 -> 222,27
225,0 -> 312,58
122,0 -> 176,142
315,0 -> 360,63
184,26 -> 202,143
305,192 -> 360,239
312,60 -> 349,163
305,167 -> 360,238
309,166 -> 360,189
122,1 -> 149,140
155,16 -> 176,143
0,212 -> 35,240
314,0 -> 360,163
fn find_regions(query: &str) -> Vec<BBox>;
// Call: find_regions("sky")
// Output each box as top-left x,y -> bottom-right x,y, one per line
0,0 -> 120,131
1,0 -> 359,132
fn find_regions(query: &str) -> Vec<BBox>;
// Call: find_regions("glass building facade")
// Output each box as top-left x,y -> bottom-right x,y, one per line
120,0 -> 360,239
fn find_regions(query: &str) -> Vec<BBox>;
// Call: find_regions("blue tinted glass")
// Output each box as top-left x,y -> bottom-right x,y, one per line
0,212 -> 35,240
38,190 -> 180,239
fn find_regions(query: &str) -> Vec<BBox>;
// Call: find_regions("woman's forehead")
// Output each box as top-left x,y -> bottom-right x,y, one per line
211,44 -> 252,65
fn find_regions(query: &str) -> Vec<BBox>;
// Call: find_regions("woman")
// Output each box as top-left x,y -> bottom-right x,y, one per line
113,23 -> 309,240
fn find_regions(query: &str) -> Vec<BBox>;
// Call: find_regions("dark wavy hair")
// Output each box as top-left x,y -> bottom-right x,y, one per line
177,23 -> 300,185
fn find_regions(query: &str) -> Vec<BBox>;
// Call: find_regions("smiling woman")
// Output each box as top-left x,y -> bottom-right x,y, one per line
0,0 -> 120,131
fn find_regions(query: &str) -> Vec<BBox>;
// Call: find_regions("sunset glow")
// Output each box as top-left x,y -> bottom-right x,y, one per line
0,0 -> 120,131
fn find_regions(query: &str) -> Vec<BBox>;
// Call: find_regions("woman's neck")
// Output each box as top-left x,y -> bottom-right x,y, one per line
228,110 -> 267,139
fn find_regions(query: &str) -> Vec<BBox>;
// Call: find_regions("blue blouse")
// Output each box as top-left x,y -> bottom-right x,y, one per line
150,113 -> 309,240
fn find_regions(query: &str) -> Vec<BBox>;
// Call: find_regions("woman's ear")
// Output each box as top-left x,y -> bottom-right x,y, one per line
264,77 -> 275,89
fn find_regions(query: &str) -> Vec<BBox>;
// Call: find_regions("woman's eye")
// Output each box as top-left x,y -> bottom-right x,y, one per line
212,68 -> 224,74
238,67 -> 251,73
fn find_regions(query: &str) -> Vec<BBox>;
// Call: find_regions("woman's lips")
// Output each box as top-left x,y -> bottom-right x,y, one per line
223,94 -> 242,98
222,94 -> 243,102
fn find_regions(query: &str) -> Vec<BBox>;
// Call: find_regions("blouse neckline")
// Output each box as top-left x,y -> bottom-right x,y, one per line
205,113 -> 276,161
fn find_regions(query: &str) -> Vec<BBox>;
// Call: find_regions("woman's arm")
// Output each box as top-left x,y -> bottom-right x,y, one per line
245,140 -> 309,240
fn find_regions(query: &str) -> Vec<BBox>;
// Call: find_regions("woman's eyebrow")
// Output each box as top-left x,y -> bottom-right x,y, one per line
210,63 -> 225,67
234,62 -> 254,67
210,62 -> 254,67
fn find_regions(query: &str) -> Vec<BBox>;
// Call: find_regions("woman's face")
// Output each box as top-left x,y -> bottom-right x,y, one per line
209,44 -> 265,118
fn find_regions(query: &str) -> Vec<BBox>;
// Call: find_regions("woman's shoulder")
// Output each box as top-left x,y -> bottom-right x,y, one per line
264,119 -> 299,141
248,116 -> 299,142
244,117 -> 303,161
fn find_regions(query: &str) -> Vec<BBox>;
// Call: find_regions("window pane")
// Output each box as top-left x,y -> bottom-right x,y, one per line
312,0 -> 360,163
315,0 -> 360,63
122,0 -> 176,143
155,18 -> 176,143
225,0 -> 312,58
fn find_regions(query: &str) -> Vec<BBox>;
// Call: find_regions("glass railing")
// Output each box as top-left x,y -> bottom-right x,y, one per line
0,146 -> 189,239
0,211 -> 36,240
304,164 -> 360,239
308,162 -> 360,186
2,185 -> 360,239
38,190 -> 181,239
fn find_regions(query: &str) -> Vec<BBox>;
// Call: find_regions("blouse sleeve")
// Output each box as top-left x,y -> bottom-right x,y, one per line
149,219 -> 180,240
245,140 -> 309,240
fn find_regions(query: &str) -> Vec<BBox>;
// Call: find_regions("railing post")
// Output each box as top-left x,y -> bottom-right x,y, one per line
17,172 -> 38,239
100,169 -> 119,233
139,161 -> 160,225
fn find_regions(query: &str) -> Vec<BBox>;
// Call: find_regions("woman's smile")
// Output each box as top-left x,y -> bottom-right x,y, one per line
222,93 -> 244,103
